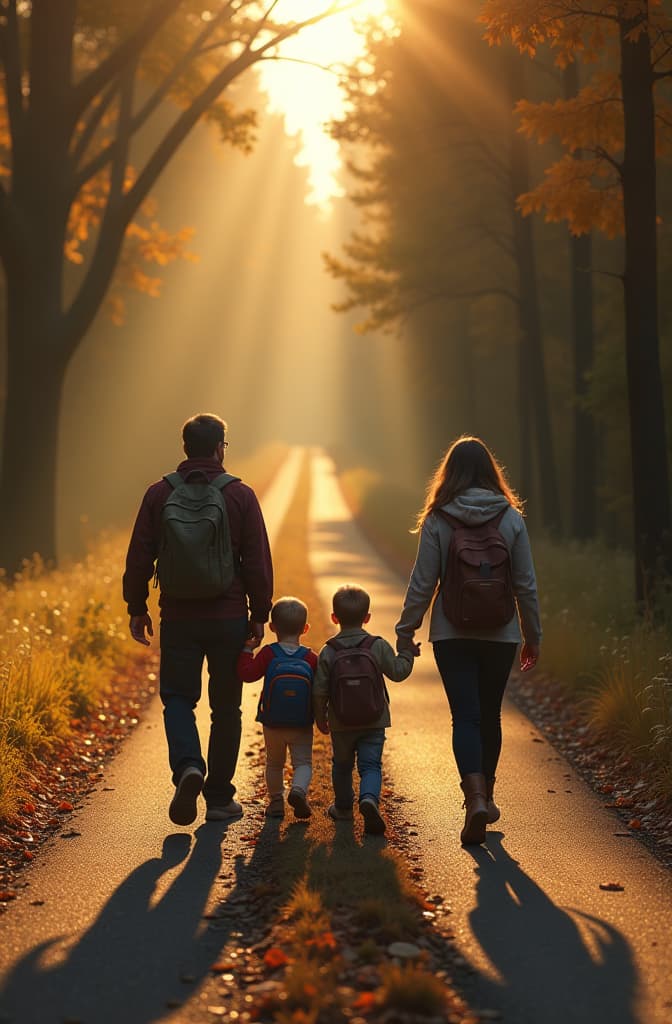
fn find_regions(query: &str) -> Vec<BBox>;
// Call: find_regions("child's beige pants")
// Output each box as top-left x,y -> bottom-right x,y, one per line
263,725 -> 313,797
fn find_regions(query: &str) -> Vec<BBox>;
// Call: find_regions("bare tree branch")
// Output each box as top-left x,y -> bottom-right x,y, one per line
70,0 -> 185,125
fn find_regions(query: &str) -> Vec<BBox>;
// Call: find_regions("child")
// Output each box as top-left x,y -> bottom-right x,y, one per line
238,596 -> 317,819
313,584 -> 415,835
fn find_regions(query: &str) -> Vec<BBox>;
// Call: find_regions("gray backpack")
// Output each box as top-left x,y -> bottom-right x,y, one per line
156,471 -> 239,599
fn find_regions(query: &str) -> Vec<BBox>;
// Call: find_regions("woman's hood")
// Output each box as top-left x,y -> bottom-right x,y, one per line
439,487 -> 510,525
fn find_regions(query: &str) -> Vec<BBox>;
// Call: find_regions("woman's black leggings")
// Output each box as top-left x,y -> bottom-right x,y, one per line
433,638 -> 517,780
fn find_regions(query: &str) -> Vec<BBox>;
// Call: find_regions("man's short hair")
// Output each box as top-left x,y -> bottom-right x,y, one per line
271,597 -> 308,636
332,584 -> 370,628
182,414 -> 227,458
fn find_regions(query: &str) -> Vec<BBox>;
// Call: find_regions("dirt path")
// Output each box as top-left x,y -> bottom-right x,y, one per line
307,449 -> 672,1024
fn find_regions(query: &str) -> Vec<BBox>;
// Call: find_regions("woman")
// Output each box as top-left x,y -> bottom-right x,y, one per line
395,436 -> 541,845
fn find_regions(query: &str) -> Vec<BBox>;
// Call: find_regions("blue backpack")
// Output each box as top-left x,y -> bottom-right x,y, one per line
256,644 -> 314,728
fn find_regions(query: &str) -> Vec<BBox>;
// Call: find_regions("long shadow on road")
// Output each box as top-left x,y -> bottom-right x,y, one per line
0,821 -> 263,1024
463,833 -> 639,1024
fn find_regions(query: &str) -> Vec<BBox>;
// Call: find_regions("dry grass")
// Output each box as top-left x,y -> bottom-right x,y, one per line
0,443 -> 288,822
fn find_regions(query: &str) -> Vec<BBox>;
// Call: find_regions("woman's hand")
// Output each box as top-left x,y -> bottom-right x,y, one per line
520,642 -> 540,672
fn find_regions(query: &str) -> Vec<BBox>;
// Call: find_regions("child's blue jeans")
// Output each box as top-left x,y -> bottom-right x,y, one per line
331,728 -> 386,807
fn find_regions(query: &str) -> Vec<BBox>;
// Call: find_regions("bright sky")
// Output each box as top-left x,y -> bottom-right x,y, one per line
256,0 -> 393,208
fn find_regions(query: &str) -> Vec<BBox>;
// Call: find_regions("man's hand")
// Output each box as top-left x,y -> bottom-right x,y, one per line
520,642 -> 540,673
316,720 -> 330,735
248,621 -> 264,648
130,613 -> 153,647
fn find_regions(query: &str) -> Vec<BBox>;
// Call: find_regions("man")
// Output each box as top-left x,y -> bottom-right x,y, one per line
123,413 -> 273,826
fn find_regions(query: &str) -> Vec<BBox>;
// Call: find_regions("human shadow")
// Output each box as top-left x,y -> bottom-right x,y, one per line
0,818 -> 293,1024
461,833 -> 640,1024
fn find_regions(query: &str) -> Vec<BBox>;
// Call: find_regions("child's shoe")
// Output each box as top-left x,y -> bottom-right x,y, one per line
265,795 -> 285,818
288,788 -> 311,819
359,797 -> 386,835
328,803 -> 353,821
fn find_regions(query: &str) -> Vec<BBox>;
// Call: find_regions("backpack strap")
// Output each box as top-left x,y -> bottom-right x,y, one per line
357,635 -> 379,650
163,471 -> 240,490
326,637 -> 345,652
434,508 -> 462,529
163,472 -> 186,489
212,472 -> 240,490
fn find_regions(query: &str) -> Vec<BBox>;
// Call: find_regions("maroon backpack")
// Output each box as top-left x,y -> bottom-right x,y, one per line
325,635 -> 387,726
437,508 -> 515,629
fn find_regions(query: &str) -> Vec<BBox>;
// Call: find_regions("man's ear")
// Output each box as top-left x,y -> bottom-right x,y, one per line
363,612 -> 371,624
331,612 -> 339,625
269,622 -> 278,635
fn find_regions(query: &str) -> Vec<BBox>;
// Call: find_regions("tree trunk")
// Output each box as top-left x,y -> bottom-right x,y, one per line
619,9 -> 671,605
569,231 -> 597,539
508,58 -> 561,532
564,64 -> 597,540
0,284 -> 66,573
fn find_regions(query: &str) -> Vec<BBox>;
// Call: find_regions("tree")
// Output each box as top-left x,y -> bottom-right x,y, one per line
326,0 -> 562,528
0,0 -> 351,573
481,0 -> 672,603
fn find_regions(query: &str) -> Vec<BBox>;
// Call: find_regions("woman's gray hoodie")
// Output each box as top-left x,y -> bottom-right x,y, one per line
395,487 -> 542,646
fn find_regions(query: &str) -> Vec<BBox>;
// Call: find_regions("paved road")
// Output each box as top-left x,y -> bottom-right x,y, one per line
308,450 -> 672,1024
3,446 -> 671,1024
0,449 -> 305,1024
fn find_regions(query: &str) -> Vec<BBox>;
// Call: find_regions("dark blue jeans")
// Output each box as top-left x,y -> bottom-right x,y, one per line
160,617 -> 248,807
331,729 -> 386,807
433,639 -> 517,781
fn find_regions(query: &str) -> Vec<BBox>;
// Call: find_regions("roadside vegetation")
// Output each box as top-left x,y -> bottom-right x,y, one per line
337,466 -> 672,804
0,443 -> 288,823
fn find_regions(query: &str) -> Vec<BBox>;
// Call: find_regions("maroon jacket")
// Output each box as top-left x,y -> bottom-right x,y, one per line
123,457 -> 273,622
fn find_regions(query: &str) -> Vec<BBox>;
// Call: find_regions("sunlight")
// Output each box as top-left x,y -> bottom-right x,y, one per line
256,0 -> 395,208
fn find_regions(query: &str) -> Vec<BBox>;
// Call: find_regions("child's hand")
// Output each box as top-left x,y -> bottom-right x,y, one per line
397,636 -> 421,657
244,635 -> 262,651
316,720 -> 330,735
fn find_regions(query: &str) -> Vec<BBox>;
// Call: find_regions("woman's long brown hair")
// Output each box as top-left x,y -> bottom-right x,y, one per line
413,436 -> 523,532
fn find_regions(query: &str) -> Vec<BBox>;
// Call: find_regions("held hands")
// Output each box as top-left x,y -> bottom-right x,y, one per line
316,720 -> 330,735
397,636 -> 421,658
130,613 -> 153,647
246,621 -> 264,650
520,642 -> 540,673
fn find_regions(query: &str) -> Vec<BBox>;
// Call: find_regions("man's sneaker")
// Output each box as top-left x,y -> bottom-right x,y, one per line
168,766 -> 204,826
328,803 -> 353,821
288,788 -> 311,819
205,799 -> 243,822
265,796 -> 285,818
359,797 -> 386,835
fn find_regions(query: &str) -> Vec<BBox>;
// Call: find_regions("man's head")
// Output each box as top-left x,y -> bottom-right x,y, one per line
331,584 -> 371,629
270,596 -> 309,640
182,413 -> 228,460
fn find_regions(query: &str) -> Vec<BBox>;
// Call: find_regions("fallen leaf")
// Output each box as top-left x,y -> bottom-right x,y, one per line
628,818 -> 642,830
599,882 -> 624,892
263,947 -> 288,968
56,801 -> 74,813
353,991 -> 377,1011
0,891 -> 17,901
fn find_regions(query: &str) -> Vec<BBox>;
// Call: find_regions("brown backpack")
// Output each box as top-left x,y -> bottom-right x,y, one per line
437,508 -> 515,629
325,635 -> 388,726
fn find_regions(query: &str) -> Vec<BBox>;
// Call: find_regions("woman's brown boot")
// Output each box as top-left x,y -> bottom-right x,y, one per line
486,777 -> 500,824
460,773 -> 488,845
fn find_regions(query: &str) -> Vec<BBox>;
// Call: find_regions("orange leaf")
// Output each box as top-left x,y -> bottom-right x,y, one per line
353,991 -> 377,1011
23,850 -> 34,860
57,801 -> 74,813
21,802 -> 37,814
263,947 -> 288,968
0,891 -> 17,901
210,961 -> 237,974
628,818 -> 642,830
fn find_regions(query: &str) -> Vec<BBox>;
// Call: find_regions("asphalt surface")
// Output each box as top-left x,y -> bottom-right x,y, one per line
308,449 -> 672,1024
0,448 -> 304,1024
2,446 -> 671,1024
